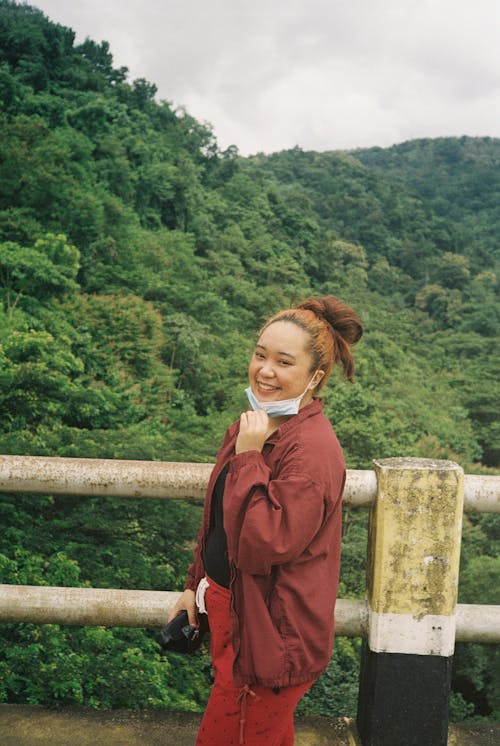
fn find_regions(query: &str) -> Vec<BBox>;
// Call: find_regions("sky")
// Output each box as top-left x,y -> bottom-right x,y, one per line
31,0 -> 500,156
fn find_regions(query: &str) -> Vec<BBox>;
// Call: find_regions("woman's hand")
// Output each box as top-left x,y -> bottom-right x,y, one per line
167,588 -> 197,626
236,410 -> 270,454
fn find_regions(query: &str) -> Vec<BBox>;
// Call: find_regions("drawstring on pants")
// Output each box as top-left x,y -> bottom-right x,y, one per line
237,685 -> 261,745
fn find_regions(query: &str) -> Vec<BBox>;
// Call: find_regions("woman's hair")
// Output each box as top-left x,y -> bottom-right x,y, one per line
261,295 -> 363,389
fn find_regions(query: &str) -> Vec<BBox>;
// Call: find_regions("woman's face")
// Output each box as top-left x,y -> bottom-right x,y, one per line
248,321 -> 321,405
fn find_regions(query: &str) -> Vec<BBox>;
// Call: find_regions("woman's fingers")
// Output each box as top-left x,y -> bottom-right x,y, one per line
167,589 -> 197,625
236,410 -> 270,453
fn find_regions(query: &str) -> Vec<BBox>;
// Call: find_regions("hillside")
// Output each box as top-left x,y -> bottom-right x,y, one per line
0,0 -> 498,722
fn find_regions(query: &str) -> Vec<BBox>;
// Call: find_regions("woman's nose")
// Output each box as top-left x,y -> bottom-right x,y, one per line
259,360 -> 276,377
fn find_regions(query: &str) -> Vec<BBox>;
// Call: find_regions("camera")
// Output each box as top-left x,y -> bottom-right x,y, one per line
157,610 -> 206,655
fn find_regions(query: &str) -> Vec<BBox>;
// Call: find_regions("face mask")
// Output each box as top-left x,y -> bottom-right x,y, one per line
245,375 -> 317,418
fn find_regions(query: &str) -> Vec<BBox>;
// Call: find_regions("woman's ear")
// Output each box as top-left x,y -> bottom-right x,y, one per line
310,370 -> 325,389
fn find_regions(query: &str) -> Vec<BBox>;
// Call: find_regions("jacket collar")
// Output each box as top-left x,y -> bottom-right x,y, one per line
266,398 -> 323,443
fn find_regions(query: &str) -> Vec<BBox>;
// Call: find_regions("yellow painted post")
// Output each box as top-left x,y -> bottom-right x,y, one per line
357,457 -> 464,746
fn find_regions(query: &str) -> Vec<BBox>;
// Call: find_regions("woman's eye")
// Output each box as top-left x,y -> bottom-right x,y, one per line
279,360 -> 291,366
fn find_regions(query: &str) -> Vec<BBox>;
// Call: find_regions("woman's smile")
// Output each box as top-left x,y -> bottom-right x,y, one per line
256,381 -> 280,395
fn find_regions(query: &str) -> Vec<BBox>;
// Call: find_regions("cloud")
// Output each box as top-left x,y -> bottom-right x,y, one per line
32,0 -> 500,154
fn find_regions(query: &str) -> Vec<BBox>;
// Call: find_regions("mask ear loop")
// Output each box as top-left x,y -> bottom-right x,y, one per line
307,369 -> 324,393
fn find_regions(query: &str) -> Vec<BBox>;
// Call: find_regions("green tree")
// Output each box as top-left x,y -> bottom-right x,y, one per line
0,234 -> 79,315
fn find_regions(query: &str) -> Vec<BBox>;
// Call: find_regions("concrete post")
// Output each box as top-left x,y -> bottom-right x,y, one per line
356,457 -> 464,746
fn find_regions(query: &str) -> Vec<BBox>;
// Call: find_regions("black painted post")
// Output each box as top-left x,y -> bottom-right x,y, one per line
356,458 -> 464,746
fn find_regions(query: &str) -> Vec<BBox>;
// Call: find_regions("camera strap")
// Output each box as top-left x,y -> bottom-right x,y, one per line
195,576 -> 210,614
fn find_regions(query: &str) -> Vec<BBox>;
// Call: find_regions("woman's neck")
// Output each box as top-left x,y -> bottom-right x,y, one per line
266,415 -> 289,435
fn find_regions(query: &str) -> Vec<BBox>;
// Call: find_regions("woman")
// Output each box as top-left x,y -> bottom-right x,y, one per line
169,295 -> 363,745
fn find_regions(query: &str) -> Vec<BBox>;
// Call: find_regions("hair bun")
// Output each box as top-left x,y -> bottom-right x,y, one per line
262,294 -> 362,384
297,296 -> 363,346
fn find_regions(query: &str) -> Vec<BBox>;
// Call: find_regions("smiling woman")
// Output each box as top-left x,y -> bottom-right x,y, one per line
245,322 -> 320,415
168,295 -> 362,745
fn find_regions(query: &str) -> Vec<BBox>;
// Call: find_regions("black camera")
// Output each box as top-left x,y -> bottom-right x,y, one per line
156,610 -> 207,655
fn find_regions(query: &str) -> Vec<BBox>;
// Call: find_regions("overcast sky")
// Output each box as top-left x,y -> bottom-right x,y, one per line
32,0 -> 500,156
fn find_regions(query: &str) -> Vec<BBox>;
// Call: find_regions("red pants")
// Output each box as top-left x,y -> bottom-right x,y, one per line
195,576 -> 313,746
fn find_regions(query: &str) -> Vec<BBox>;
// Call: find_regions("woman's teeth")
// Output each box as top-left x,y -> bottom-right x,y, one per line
258,382 -> 277,391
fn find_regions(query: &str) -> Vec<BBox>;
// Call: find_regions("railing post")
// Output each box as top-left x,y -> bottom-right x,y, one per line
356,457 -> 464,746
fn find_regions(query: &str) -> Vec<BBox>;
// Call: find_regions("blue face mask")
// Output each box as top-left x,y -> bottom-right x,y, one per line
244,375 -> 317,418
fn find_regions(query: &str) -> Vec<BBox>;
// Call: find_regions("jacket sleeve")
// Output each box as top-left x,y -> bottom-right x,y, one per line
224,447 -> 331,575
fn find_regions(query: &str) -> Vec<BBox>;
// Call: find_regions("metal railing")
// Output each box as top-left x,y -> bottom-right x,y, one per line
0,455 -> 498,643
0,455 -> 498,511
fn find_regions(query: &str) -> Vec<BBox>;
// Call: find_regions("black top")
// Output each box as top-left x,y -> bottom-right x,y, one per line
204,462 -> 231,587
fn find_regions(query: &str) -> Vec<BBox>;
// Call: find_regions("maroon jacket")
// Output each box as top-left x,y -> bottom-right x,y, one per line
185,398 -> 345,688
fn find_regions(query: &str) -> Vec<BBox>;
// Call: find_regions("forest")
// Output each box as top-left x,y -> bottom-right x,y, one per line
0,0 -> 498,723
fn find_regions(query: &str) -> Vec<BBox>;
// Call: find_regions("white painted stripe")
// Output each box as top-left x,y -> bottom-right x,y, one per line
368,608 -> 456,656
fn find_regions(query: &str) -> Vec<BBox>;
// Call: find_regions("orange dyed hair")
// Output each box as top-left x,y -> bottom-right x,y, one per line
261,296 -> 363,389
